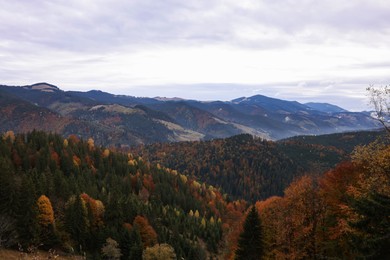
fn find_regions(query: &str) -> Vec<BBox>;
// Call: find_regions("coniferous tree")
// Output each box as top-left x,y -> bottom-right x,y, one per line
235,206 -> 263,260
16,177 -> 40,248
127,226 -> 143,260
65,195 -> 89,251
0,157 -> 16,215
349,192 -> 390,259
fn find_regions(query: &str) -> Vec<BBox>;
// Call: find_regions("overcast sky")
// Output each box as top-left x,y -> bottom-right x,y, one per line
1,0 -> 390,111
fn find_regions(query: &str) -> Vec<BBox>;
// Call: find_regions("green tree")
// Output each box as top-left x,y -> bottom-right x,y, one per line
0,157 -> 16,216
235,206 -> 263,260
16,177 -> 40,247
64,195 -> 89,250
349,192 -> 390,259
120,226 -> 143,260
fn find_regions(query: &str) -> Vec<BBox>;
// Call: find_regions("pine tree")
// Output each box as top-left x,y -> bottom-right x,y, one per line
235,206 -> 263,260
349,192 -> 390,259
126,226 -> 143,260
16,177 -> 40,247
65,195 -> 89,250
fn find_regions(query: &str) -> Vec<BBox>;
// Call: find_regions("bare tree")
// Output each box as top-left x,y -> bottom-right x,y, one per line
367,85 -> 390,133
101,237 -> 122,260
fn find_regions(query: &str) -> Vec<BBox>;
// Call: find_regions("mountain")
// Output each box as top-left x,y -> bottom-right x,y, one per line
232,94 -> 310,113
0,83 -> 381,146
305,102 -> 348,113
189,97 -> 379,139
0,84 -> 183,146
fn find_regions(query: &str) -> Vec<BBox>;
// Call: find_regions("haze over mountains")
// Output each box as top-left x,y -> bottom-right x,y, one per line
0,82 -> 380,146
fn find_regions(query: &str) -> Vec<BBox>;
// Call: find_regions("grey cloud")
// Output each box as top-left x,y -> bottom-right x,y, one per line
0,0 -> 388,111
1,0 -> 390,54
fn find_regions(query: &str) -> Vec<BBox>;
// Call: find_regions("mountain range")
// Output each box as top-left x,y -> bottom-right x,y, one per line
0,82 -> 380,146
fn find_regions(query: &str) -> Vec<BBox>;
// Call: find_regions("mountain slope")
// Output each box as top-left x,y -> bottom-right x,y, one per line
135,130 -> 386,202
0,90 -> 70,133
0,131 -> 231,259
0,83 -> 381,145
0,84 -> 191,145
305,102 -> 348,113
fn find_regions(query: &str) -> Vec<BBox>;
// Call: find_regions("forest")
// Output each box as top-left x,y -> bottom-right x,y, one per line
0,130 -> 389,259
134,131 -> 385,201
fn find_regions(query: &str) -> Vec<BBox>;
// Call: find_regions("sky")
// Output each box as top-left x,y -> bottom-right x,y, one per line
1,0 -> 390,111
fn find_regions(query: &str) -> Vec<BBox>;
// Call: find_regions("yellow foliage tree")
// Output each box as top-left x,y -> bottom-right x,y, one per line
87,137 -> 95,151
37,195 -> 55,226
201,217 -> 206,228
179,174 -> 187,184
3,130 -> 15,143
352,141 -> 390,196
103,148 -> 110,158
194,210 -> 200,218
143,243 -> 176,260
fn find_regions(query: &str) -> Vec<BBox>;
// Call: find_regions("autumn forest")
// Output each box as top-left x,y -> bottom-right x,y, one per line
0,127 -> 388,259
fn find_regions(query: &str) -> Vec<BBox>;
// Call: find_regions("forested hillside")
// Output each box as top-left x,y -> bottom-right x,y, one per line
252,139 -> 390,259
135,132 -> 383,201
0,130 -> 388,259
0,131 -> 243,259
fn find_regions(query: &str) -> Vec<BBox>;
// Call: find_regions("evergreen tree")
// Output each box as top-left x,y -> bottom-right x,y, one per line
235,206 -> 263,260
127,226 -> 143,260
349,192 -> 390,259
64,195 -> 89,251
0,157 -> 16,215
16,177 -> 40,247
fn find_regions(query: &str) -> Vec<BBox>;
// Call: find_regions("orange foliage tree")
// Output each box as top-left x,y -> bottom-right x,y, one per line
255,176 -> 326,259
133,215 -> 157,247
80,193 -> 105,228
37,195 -> 55,226
318,162 -> 361,258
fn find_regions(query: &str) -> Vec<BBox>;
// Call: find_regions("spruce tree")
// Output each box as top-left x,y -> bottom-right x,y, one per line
65,195 -> 89,251
349,192 -> 390,258
235,206 -> 263,260
128,226 -> 143,260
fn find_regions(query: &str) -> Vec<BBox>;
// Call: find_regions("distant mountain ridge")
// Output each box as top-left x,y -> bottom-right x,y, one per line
305,102 -> 348,113
0,82 -> 381,146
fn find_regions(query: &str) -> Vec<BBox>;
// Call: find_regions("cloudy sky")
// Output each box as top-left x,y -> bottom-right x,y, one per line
1,0 -> 390,110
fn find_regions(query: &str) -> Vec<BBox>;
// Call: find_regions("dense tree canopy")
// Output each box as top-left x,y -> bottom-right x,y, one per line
0,130 -> 388,259
0,131 -> 226,259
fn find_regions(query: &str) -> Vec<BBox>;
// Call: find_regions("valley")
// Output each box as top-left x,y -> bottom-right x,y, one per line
0,83 -> 388,259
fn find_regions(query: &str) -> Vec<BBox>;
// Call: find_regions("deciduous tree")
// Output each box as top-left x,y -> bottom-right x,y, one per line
143,243 -> 176,260
101,237 -> 122,260
37,195 -> 54,226
367,85 -> 390,133
133,215 -> 157,248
